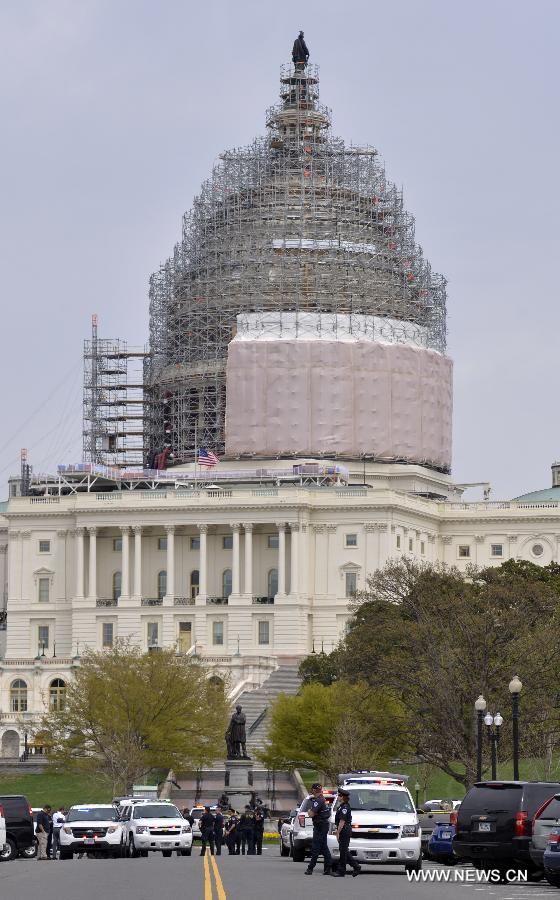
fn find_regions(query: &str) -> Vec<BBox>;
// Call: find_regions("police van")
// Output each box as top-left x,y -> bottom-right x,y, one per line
327,772 -> 422,874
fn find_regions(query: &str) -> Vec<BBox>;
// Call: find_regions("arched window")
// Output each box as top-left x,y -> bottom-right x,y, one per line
222,569 -> 232,598
10,679 -> 28,713
112,571 -> 122,601
49,678 -> 66,711
157,570 -> 167,600
190,570 -> 199,600
268,568 -> 278,598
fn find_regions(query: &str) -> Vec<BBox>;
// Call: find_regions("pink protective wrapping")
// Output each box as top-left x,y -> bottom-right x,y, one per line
225,340 -> 453,469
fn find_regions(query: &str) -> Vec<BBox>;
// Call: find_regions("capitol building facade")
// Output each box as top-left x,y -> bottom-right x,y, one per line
0,52 -> 558,758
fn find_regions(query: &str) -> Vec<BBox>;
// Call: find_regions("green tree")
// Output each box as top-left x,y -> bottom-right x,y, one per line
259,680 -> 409,783
39,642 -> 229,793
335,558 -> 560,789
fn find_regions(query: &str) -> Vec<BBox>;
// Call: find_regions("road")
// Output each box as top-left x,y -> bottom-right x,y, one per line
2,853 -> 560,900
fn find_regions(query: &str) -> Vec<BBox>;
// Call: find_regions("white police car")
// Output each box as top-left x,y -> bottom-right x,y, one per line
327,772 -> 422,874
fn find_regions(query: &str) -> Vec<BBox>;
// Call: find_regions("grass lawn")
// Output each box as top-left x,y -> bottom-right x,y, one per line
0,769 -> 168,809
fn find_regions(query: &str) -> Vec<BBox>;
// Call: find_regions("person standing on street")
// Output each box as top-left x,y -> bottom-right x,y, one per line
239,805 -> 255,855
51,806 -> 66,860
253,804 -> 265,855
36,805 -> 52,860
225,812 -> 240,855
199,806 -> 216,856
331,787 -> 361,878
304,783 -> 332,876
214,810 -> 225,856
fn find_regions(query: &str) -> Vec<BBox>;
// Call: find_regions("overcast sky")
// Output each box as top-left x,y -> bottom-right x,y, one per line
0,0 -> 558,500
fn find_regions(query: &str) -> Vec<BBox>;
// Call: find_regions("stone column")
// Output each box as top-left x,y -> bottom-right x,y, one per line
88,527 -> 97,600
377,523 -> 388,565
474,535 -> 485,566
165,525 -> 175,599
364,523 -> 377,578
289,523 -> 300,596
75,527 -> 85,599
199,525 -> 208,599
312,525 -> 327,595
55,530 -> 68,601
21,531 -> 31,601
231,523 -> 241,595
508,534 -> 518,561
121,527 -> 130,598
133,525 -> 142,598
276,523 -> 286,595
243,524 -> 253,597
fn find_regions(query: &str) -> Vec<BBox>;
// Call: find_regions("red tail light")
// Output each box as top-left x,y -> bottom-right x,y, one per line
549,832 -> 560,845
449,811 -> 458,826
515,811 -> 531,837
29,805 -> 33,817
0,805 -> 4,818
298,815 -> 306,827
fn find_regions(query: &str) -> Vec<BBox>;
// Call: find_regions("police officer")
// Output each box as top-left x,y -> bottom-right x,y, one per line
199,806 -> 215,856
239,805 -> 255,855
304,783 -> 332,876
214,809 -> 225,855
225,812 -> 240,855
253,804 -> 265,855
331,787 -> 361,877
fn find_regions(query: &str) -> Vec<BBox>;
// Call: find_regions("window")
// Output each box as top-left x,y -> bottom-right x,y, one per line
396,534 -> 401,549
157,570 -> 167,600
49,678 -> 66,711
38,578 -> 50,603
190,570 -> 199,599
147,622 -> 159,648
38,625 -> 49,652
158,536 -> 167,551
212,621 -> 224,646
222,569 -> 232,598
532,543 -> 544,558
113,538 -> 122,552
420,541 -> 425,556
458,545 -> 471,558
10,679 -> 28,713
190,536 -> 200,551
345,572 -> 357,597
258,621 -> 270,645
491,543 -> 503,557
268,568 -> 278,598
408,538 -> 413,552
222,535 -> 233,550
267,534 -> 279,549
345,533 -> 358,548
39,540 -> 50,553
112,571 -> 122,601
102,622 -> 114,648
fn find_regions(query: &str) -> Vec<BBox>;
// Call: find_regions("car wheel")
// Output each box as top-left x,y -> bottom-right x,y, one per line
405,858 -> 423,874
280,839 -> 290,857
162,850 -> 172,857
129,837 -> 139,858
545,872 -> 560,887
292,844 -> 306,863
59,849 -> 73,860
0,839 -> 17,862
140,850 -> 148,857
180,849 -> 192,856
20,842 -> 38,859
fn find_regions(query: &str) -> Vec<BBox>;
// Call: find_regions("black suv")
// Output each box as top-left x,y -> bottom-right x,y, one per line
453,781 -> 560,876
0,795 -> 35,861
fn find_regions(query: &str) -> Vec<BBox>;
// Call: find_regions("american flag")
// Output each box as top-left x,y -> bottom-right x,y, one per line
198,448 -> 219,467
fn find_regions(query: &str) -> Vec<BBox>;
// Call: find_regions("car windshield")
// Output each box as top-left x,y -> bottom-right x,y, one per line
67,807 -> 119,822
346,789 -> 414,813
133,805 -> 181,819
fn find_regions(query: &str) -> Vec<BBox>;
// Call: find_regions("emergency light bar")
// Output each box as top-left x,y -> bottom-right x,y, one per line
339,770 -> 409,786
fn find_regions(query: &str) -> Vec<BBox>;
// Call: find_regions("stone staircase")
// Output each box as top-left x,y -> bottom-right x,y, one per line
170,664 -> 303,814
239,664 -> 301,756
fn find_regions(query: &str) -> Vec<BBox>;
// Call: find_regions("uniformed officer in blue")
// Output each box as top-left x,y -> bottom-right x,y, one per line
304,782 -> 332,875
331,787 -> 361,877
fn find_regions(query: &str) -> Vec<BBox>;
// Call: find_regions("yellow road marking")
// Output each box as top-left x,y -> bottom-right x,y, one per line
203,852 -> 213,900
210,854 -> 227,900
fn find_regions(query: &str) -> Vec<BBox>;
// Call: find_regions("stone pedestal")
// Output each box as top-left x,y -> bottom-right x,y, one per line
225,759 -> 254,812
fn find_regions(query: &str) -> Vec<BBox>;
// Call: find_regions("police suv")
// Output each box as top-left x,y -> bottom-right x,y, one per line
327,772 -> 422,874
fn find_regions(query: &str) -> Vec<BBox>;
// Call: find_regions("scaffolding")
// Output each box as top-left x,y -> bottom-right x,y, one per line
144,62 -> 448,465
83,315 -> 149,468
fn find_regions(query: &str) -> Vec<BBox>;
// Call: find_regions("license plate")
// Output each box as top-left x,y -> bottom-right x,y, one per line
366,851 -> 382,860
84,838 -> 95,845
161,842 -> 171,847
477,822 -> 491,832
441,831 -> 452,839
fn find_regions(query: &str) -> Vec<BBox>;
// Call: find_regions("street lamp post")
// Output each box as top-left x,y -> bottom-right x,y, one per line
484,712 -> 504,780
415,782 -> 421,808
475,695 -> 487,782
509,675 -> 522,780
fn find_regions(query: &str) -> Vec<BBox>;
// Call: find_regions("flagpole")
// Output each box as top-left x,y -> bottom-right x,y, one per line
194,421 -> 198,490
